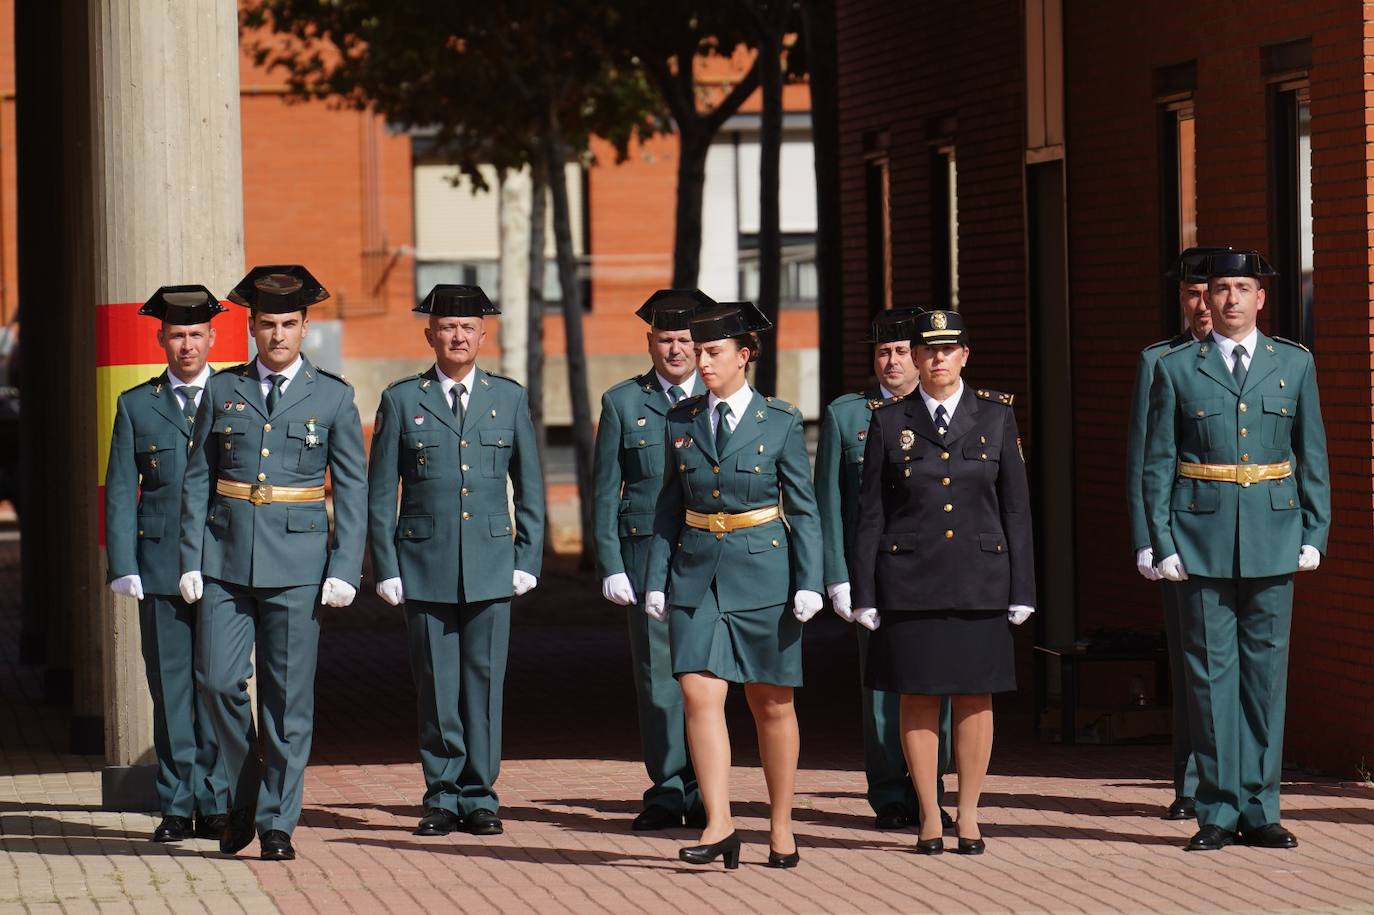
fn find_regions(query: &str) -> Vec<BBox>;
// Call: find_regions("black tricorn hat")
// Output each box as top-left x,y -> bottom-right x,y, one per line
635,288 -> 716,331
227,265 -> 329,313
139,284 -> 227,325
689,301 -> 774,343
863,306 -> 927,344
414,284 -> 500,318
1187,249 -> 1278,283
913,308 -> 967,347
1167,245 -> 1234,281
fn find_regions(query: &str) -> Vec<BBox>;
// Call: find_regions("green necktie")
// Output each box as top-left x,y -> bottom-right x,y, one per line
452,382 -> 466,427
266,374 -> 286,414
714,401 -> 732,454
1231,344 -> 1248,389
176,385 -> 200,424
667,384 -> 685,405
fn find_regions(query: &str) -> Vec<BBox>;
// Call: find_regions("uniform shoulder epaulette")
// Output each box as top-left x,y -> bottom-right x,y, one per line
1159,344 -> 1192,361
873,393 -> 906,410
669,393 -> 707,415
764,395 -> 800,415
386,373 -> 424,390
1142,338 -> 1174,353
313,366 -> 352,386
609,375 -> 645,394
974,388 -> 1015,406
827,392 -> 866,409
1272,335 -> 1311,354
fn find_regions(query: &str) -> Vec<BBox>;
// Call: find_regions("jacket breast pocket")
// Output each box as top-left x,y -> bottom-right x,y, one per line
674,457 -> 700,500
739,453 -> 778,502
489,511 -> 513,540
287,421 -> 329,474
137,514 -> 165,541
403,432 -> 440,480
481,428 -> 514,478
978,532 -> 1008,555
398,514 -> 433,540
963,443 -> 1000,476
213,421 -> 248,470
1269,478 -> 1300,511
880,531 -> 920,555
207,499 -> 232,538
842,441 -> 867,468
622,429 -> 662,480
134,435 -> 178,488
1171,481 -> 1220,514
1182,398 -> 1224,451
286,507 -> 328,535
1261,395 -> 1296,448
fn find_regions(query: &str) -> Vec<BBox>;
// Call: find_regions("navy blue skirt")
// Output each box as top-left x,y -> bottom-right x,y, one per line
863,609 -> 1015,695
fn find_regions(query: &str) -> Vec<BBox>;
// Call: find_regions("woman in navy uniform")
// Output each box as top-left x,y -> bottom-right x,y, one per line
851,309 -> 1035,855
644,301 -> 823,870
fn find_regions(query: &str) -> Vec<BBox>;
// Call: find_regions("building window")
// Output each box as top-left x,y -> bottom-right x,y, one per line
931,144 -> 959,310
1270,82 -> 1314,345
863,129 -> 892,319
737,236 -> 818,309
1158,99 -> 1196,336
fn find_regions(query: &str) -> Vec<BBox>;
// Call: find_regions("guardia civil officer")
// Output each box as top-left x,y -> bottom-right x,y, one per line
644,301 -> 823,870
592,288 -> 711,831
1144,250 -> 1330,851
180,266 -> 368,861
105,285 -> 229,842
813,306 -> 953,832
1126,245 -> 1231,822
851,309 -> 1034,855
368,284 -> 545,838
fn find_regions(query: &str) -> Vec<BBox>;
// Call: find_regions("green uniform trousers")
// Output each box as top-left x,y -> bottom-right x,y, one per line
140,594 -> 227,818
626,605 -> 699,816
196,579 -> 321,835
1175,574 -> 1292,832
406,598 -> 510,817
1160,582 -> 1200,800
857,626 -> 949,816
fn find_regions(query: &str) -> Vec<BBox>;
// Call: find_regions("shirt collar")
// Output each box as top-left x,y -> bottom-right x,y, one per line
256,355 -> 303,385
1210,328 -> 1259,362
707,382 -> 755,422
434,362 -> 478,397
656,371 -> 698,398
918,380 -> 965,421
168,364 -> 212,391
878,383 -> 895,401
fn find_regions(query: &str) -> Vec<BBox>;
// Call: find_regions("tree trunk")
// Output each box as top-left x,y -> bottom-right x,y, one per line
543,126 -> 596,570
672,127 -> 711,289
527,159 -> 549,473
754,21 -> 785,397
801,0 -> 843,406
498,167 -> 532,384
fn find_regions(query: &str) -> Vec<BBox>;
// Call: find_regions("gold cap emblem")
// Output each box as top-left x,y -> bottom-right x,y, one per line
930,311 -> 948,330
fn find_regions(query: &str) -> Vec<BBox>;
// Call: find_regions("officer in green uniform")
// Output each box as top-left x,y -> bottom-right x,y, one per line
814,307 -> 952,832
105,285 -> 229,843
180,265 -> 368,861
592,288 -> 710,831
368,284 -> 545,838
1144,249 -> 1330,852
1126,245 -> 1230,821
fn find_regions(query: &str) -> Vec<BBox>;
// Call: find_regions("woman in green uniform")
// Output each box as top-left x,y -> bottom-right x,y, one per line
645,301 -> 823,870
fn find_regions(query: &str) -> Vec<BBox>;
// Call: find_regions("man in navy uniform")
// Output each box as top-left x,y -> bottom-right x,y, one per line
180,265 -> 368,861
105,285 -> 229,842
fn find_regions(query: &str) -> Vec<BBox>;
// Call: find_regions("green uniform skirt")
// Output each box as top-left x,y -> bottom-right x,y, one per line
669,583 -> 803,687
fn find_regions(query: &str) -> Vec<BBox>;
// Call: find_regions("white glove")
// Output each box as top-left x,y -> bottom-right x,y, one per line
827,581 -> 853,622
645,591 -> 667,622
179,571 -> 204,604
1135,548 -> 1162,582
854,607 -> 880,631
376,577 -> 405,606
1157,553 -> 1188,582
321,577 -> 357,608
110,574 -> 144,601
513,570 -> 538,596
1297,545 -> 1321,572
601,572 -> 637,606
792,589 -> 823,622
1008,605 -> 1035,625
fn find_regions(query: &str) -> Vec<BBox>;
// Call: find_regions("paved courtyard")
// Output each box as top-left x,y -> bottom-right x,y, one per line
3,541 -> 1374,913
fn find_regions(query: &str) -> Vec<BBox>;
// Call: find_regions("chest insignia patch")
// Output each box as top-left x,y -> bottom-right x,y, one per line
636,417 -> 647,427
899,429 -> 916,450
305,418 -> 320,448
235,401 -> 245,412
223,400 -> 232,411
414,415 -> 425,426
674,437 -> 694,449
858,430 -> 866,440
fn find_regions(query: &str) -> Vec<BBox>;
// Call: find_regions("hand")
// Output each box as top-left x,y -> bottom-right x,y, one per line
179,571 -> 204,604
854,607 -> 880,631
792,589 -> 823,622
376,577 -> 405,606
1008,605 -> 1035,625
1135,548 -> 1162,582
512,570 -> 538,597
826,581 -> 853,622
601,572 -> 637,606
1157,553 -> 1188,582
110,574 -> 144,601
644,591 -> 667,622
321,577 -> 357,608
1297,544 -> 1321,572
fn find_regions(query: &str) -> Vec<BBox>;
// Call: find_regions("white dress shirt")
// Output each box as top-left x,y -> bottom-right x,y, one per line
656,371 -> 699,404
917,380 -> 966,424
1211,328 -> 1258,373
435,362 -> 477,414
707,383 -> 755,437
256,355 -> 305,400
169,364 -> 212,411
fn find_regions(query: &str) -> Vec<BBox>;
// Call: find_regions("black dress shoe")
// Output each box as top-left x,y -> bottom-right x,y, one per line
219,807 -> 256,855
914,836 -> 944,855
940,808 -> 955,830
465,809 -> 503,835
766,846 -> 800,868
259,829 -> 295,861
684,806 -> 708,829
632,806 -> 682,831
679,830 -> 740,869
194,813 -> 229,840
1242,823 -> 1298,849
416,807 -> 463,836
1185,824 -> 1236,851
1164,797 -> 1196,821
874,803 -> 917,830
153,815 -> 193,843
957,837 -> 986,855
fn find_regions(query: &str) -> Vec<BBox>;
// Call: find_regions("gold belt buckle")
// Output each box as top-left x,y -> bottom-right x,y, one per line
1237,464 -> 1259,487
708,513 -> 729,533
249,483 -> 273,505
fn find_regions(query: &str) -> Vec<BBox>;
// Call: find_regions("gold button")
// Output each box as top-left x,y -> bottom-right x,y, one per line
1240,428 -> 1248,437
405,529 -> 412,536
462,512 -> 471,520
261,448 -> 270,456
712,489 -> 721,497
498,438 -> 505,446
1189,502 -> 1196,510
942,477 -> 951,486
858,456 -> 864,463
639,439 -> 646,446
981,452 -> 988,460
148,444 -> 157,452
225,426 -> 232,433
890,544 -> 898,553
137,529 -> 143,536
461,463 -> 470,472
943,503 -> 953,512
490,409 -> 497,417
461,440 -> 469,447
904,455 -> 911,462
1281,407 -> 1289,415
758,445 -> 765,453
310,521 -> 317,529
208,516 -> 214,523
679,463 -> 686,471
903,468 -> 911,478
713,466 -> 720,473
224,442 -> 232,450
944,530 -> 954,539
462,488 -> 471,497
941,452 -> 950,460
1288,499 -> 1296,507
263,423 -> 272,432
257,472 -> 267,481
1239,403 -> 1248,413
1195,410 -> 1205,417
996,544 -> 1003,552
715,532 -> 725,541
1241,481 -> 1251,488
1241,453 -> 1249,462
630,527 -> 638,535
771,539 -> 780,547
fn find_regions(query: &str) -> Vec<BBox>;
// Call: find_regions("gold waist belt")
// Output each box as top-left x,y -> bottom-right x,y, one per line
684,505 -> 781,533
216,479 -> 325,505
1177,460 -> 1292,487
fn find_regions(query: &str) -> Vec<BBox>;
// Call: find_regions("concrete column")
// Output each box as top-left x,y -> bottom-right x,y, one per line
77,0 -> 246,809
499,167 -> 532,384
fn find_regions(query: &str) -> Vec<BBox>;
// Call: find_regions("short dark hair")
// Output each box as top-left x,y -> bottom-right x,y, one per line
730,332 -> 762,365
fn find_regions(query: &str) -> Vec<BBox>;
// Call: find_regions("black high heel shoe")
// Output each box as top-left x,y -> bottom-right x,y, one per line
679,831 -> 741,870
957,836 -> 986,855
915,837 -> 945,855
766,846 -> 800,868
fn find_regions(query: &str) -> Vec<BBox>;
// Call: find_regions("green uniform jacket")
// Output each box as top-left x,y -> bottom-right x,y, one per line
106,370 -> 213,595
367,365 -> 544,604
179,357 -> 367,589
814,389 -> 881,588
1144,333 -> 1331,578
591,370 -> 677,588
645,390 -> 822,610
1125,333 -> 1191,553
